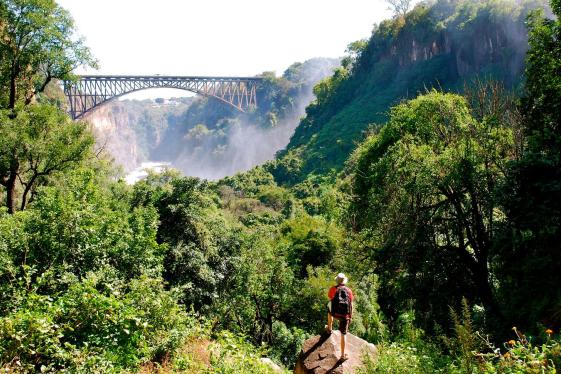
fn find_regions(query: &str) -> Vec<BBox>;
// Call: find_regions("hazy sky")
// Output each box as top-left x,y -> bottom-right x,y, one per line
57,0 -> 393,97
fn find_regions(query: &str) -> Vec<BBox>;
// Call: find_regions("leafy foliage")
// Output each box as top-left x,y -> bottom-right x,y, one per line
0,272 -> 195,372
0,0 -> 96,109
2,0 -> 561,372
0,105 -> 94,213
347,90 -> 516,332
277,0 -> 537,183
495,3 -> 561,332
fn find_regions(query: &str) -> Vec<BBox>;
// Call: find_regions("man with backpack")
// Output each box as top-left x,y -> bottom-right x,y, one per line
326,272 -> 354,361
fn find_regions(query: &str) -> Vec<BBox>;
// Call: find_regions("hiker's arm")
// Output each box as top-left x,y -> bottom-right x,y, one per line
350,290 -> 354,318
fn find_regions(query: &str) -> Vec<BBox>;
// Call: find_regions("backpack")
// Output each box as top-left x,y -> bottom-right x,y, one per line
331,285 -> 351,317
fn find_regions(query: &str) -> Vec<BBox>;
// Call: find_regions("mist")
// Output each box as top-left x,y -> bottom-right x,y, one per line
173,94 -> 311,180
85,58 -> 339,180
159,57 -> 340,180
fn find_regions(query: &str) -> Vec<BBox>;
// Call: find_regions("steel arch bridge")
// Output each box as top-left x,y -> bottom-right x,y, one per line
62,75 -> 263,120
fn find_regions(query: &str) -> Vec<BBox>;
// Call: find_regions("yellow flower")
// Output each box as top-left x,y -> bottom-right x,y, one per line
503,352 -> 511,359
546,329 -> 553,336
508,340 -> 516,346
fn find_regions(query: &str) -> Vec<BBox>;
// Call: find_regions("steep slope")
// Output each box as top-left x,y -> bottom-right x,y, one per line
275,0 -> 544,182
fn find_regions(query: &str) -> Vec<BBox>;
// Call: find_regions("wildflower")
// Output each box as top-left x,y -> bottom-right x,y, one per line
546,328 -> 553,336
503,352 -> 511,359
508,340 -> 516,346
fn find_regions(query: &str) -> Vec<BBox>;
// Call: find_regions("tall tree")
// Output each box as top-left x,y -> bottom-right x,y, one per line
0,105 -> 94,213
348,91 -> 517,330
497,1 -> 561,330
0,0 -> 96,110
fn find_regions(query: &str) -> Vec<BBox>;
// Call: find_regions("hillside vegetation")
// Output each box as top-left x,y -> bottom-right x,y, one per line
2,0 -> 561,373
276,0 -> 543,181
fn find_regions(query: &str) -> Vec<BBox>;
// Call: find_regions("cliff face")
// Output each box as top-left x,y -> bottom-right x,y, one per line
279,0 -> 541,181
85,98 -> 192,171
86,103 -> 140,171
392,26 -> 526,77
358,0 -> 532,85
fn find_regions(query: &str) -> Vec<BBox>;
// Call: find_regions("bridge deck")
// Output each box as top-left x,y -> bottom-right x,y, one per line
79,75 -> 264,80
63,75 -> 263,119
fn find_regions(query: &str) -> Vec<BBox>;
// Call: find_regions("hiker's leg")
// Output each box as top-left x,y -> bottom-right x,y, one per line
339,318 -> 350,360
327,312 -> 333,331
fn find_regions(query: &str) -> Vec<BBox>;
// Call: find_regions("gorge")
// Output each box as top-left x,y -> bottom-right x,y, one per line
85,58 -> 340,180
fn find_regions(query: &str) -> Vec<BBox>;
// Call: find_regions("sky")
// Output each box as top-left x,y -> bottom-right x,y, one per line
57,0 -> 394,98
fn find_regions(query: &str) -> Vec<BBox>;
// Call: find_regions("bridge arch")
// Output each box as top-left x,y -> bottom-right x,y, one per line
63,75 -> 262,120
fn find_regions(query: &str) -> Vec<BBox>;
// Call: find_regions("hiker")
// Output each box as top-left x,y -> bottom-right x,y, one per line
326,272 -> 354,361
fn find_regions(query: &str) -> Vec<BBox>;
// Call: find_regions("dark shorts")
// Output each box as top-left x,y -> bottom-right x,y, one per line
327,303 -> 351,334
337,317 -> 350,335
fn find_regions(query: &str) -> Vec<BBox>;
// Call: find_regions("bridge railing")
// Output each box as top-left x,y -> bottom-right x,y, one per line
63,75 -> 263,119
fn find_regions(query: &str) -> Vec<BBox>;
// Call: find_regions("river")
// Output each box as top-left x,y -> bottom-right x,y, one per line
124,161 -> 171,185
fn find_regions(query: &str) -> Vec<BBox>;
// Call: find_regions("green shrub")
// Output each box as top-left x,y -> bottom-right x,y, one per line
473,328 -> 560,373
360,341 -> 447,374
0,272 -> 195,372
207,331 -> 281,373
270,321 -> 311,368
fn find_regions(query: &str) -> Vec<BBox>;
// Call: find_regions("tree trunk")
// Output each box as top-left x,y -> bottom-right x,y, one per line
5,155 -> 19,214
6,173 -> 17,214
20,173 -> 39,211
9,75 -> 17,110
472,258 -> 500,321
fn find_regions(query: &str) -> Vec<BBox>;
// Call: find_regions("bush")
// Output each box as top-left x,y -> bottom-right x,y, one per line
472,328 -> 560,373
360,341 -> 448,374
0,169 -> 163,288
0,272 -> 195,372
208,331 -> 282,373
270,321 -> 311,368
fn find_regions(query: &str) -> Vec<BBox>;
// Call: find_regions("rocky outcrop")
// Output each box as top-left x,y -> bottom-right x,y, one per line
294,331 -> 377,374
85,103 -> 142,171
260,357 -> 284,373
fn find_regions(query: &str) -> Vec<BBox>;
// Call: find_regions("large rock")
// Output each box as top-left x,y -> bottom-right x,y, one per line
260,357 -> 284,373
294,331 -> 377,374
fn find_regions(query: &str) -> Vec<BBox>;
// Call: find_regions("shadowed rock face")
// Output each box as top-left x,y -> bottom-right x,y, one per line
294,331 -> 377,374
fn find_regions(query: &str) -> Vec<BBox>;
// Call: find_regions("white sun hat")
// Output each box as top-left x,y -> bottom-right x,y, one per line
335,273 -> 348,285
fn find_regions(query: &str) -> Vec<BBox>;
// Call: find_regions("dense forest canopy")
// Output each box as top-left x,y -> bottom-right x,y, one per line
1,0 -> 561,372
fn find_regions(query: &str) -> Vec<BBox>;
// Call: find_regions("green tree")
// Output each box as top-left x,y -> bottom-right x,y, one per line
219,230 -> 296,345
0,105 -> 94,213
348,91 -> 516,330
0,0 -> 96,110
497,2 -> 561,330
385,0 -> 412,18
132,173 -> 241,310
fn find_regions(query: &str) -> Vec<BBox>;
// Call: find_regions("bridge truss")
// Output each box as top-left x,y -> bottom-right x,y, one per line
63,75 -> 262,119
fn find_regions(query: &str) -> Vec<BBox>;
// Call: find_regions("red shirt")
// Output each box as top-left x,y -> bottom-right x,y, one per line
328,285 -> 354,301
328,285 -> 354,318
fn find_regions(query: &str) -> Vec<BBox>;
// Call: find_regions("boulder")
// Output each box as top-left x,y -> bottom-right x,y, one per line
294,331 -> 377,374
260,357 -> 284,373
